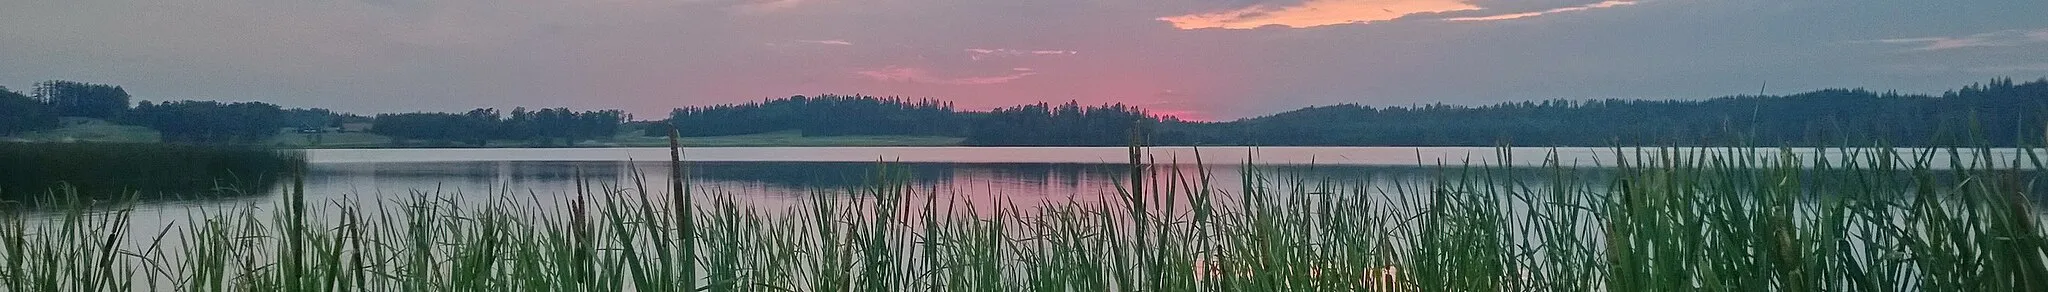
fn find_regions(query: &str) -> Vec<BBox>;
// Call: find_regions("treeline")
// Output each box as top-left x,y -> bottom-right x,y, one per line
0,86 -> 58,136
373,108 -> 625,146
965,102 -> 1166,146
0,80 -> 630,146
1171,78 -> 2048,147
663,95 -> 964,137
0,81 -> 135,136
11,77 -> 2048,147
0,80 -> 359,144
129,101 -> 288,144
657,95 -> 1164,146
653,78 -> 2048,147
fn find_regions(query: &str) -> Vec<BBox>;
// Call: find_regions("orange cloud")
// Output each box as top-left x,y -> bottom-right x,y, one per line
1445,0 -> 1637,21
1159,0 -> 1481,30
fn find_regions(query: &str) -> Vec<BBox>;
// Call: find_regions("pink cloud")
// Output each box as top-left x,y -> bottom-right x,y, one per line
1159,0 -> 1481,30
855,66 -> 1038,85
965,48 -> 1079,60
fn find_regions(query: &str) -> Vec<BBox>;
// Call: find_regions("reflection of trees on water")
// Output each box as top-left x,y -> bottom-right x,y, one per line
1251,165 -> 1611,186
303,161 -> 2043,205
306,162 -> 1134,194
681,162 -> 951,189
300,162 -> 1631,197
307,161 -> 627,187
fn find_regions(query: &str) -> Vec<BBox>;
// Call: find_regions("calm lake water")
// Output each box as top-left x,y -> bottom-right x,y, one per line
101,147 -> 1510,249
157,147 -> 1522,214
99,146 -> 2033,214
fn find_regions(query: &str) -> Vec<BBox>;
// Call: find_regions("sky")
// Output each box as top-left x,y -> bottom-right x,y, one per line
2,0 -> 2045,121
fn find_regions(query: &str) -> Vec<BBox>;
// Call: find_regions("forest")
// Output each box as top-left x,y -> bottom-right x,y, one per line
4,78 -> 2047,147
663,95 -> 964,137
0,80 -> 627,146
658,95 -> 1158,146
371,108 -> 627,146
655,78 -> 2048,147
1177,78 -> 2048,147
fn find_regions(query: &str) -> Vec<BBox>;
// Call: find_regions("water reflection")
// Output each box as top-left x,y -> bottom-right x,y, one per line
90,158 -> 2033,217
294,161 -> 1135,201
191,161 -> 1467,222
275,161 -> 1596,207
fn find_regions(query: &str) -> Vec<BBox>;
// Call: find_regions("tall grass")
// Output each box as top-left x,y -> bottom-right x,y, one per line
0,142 -> 303,201
1,145 -> 2044,291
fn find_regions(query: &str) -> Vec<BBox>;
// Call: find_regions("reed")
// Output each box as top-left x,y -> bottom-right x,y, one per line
0,145 -> 2043,291
0,142 -> 303,202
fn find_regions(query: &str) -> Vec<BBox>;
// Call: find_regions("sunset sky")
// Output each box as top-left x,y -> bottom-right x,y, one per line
3,0 -> 2045,120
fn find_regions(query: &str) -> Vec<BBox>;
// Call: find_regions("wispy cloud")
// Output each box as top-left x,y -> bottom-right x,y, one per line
1158,0 -> 1481,30
1866,28 -> 2048,51
796,39 -> 854,45
965,48 -> 1078,60
1445,0 -> 1638,22
1960,63 -> 2048,73
855,66 -> 1038,85
733,0 -> 807,14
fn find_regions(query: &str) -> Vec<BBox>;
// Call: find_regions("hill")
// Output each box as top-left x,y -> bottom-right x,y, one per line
1162,78 -> 2048,147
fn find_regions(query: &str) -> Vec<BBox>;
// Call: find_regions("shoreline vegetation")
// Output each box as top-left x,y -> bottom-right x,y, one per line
5,78 -> 2047,148
2,141 -> 2045,291
268,130 -> 969,149
0,143 -> 304,201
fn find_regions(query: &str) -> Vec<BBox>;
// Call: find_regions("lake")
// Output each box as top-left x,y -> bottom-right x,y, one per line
120,146 -> 2039,213
77,146 -> 2026,228
138,147 -> 1536,214
59,145 -> 2043,251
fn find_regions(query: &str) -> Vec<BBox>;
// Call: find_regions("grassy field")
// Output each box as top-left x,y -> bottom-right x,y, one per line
1,145 -> 2044,291
266,132 -> 395,148
1,118 -> 159,143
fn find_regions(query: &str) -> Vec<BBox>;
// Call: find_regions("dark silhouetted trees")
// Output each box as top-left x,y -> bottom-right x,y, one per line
647,79 -> 2048,147
281,108 -> 341,129
11,77 -> 2047,147
663,95 -> 964,137
127,100 -> 286,144
0,87 -> 59,136
1169,78 -> 2048,147
964,101 -> 1161,146
373,108 -> 625,146
656,95 -> 1166,145
372,112 -> 485,146
31,80 -> 130,119
647,78 -> 2048,147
